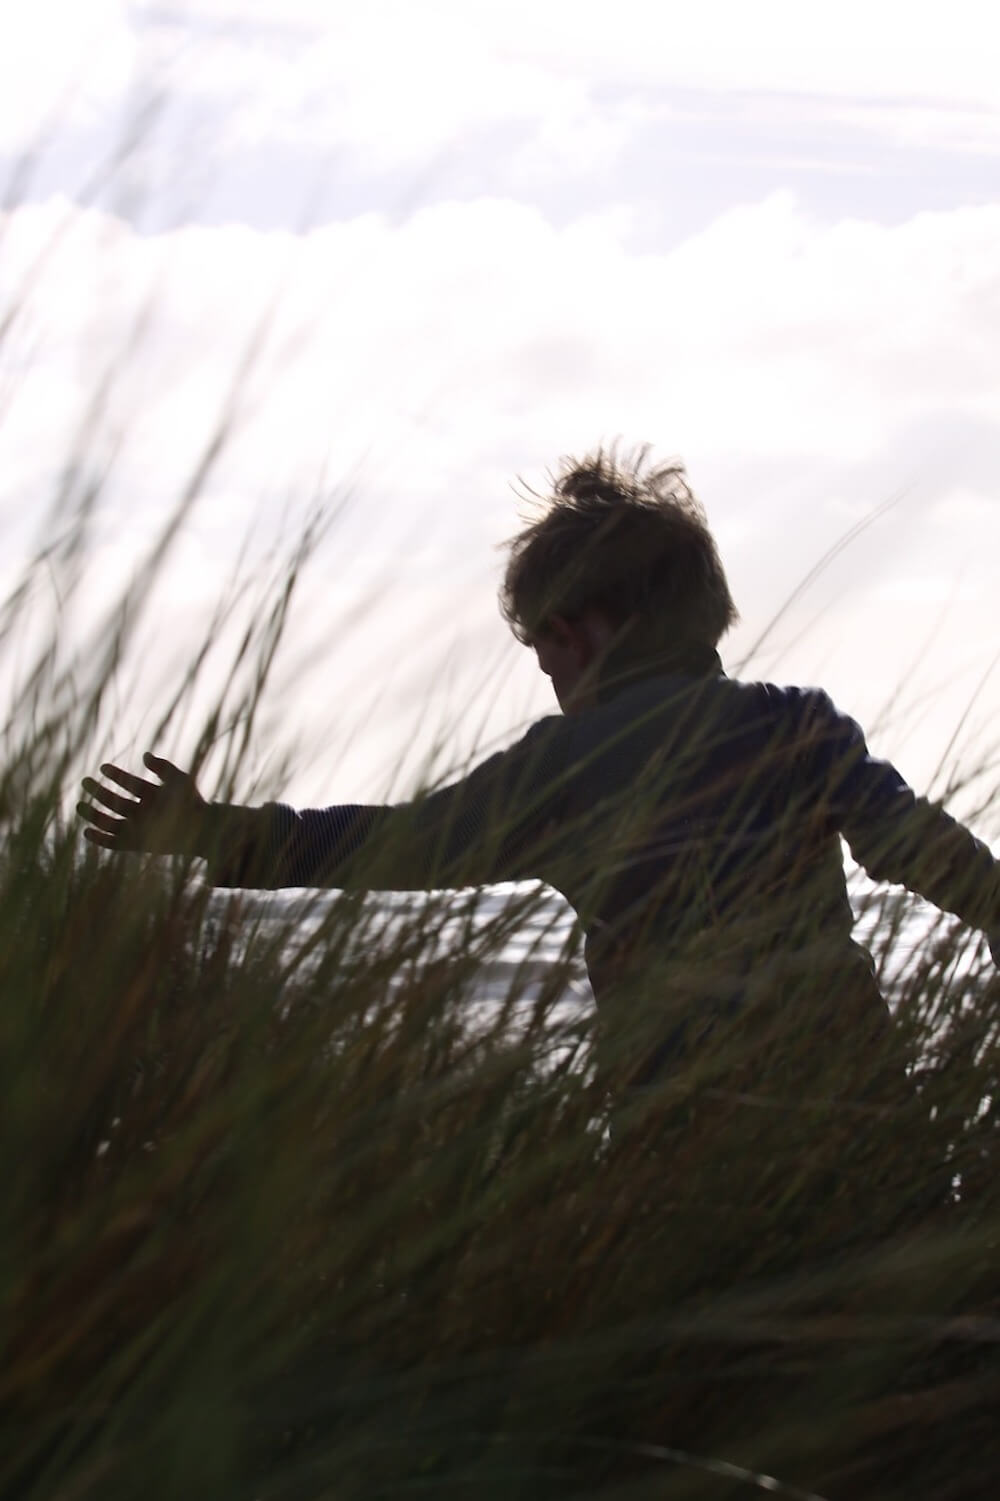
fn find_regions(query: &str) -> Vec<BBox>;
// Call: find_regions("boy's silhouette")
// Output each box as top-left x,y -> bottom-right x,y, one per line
78,448 -> 1000,1111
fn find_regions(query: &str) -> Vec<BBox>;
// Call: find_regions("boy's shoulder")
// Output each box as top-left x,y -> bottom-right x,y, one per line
626,670 -> 843,726
512,674 -> 860,766
722,676 -> 865,751
721,675 -> 859,728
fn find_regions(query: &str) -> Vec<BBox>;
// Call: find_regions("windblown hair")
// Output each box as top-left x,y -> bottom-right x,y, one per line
500,445 -> 738,655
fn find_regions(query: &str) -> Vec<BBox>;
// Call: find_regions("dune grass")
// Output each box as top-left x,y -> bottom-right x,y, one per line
5,75 -> 1000,1496
1,486 -> 1000,1501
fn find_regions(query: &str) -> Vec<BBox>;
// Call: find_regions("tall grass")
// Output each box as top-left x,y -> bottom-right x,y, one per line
2,478 -> 1000,1501
3,136 -> 1000,1497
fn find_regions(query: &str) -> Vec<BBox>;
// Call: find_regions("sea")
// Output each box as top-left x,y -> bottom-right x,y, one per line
206,880 -> 594,1029
204,873 -> 974,1027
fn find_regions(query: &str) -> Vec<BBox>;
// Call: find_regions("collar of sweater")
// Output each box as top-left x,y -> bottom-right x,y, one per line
595,641 -> 724,705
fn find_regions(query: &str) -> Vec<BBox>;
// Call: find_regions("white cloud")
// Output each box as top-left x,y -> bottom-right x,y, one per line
4,185 -> 999,553
142,0 -> 1000,110
165,2 -> 1000,183
830,102 -> 1000,156
2,187 -> 999,799
169,16 -> 628,180
7,1 -> 998,186
3,183 -> 990,495
0,0 -> 135,153
498,0 -> 1000,110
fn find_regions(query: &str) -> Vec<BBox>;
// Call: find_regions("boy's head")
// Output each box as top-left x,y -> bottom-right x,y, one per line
500,445 -> 738,712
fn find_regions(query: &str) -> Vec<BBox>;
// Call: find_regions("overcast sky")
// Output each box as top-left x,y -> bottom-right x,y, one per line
2,0 -> 999,823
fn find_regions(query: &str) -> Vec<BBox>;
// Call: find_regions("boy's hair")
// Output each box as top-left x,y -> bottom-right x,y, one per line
500,445 -> 738,655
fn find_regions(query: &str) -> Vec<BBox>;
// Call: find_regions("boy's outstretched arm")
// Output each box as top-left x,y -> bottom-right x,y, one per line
78,754 -> 391,883
77,722 -> 568,892
79,754 -> 352,879
809,696 -> 1000,965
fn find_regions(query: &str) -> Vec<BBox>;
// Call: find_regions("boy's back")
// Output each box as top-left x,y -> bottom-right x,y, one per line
535,667 -> 998,975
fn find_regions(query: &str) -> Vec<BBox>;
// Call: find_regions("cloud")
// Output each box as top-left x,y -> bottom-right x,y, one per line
7,1 -> 999,194
4,185 -> 999,564
2,186 -> 999,797
0,0 -> 135,154
499,0 -> 1000,111
829,102 -> 1000,156
145,0 -> 1000,110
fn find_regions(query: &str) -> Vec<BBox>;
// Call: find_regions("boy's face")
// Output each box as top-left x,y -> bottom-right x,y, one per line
531,610 -> 617,715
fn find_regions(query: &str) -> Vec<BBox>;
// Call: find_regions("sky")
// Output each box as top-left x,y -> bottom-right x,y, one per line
2,0 -> 999,830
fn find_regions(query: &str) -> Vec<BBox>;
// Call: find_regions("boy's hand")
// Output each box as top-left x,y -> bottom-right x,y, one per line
78,753 -> 207,857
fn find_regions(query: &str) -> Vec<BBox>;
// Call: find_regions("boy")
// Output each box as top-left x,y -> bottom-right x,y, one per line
78,448 -> 1000,1095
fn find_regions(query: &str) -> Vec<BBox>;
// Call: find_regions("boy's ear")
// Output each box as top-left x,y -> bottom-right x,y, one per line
547,614 -> 593,662
542,609 -> 618,666
546,613 -> 575,645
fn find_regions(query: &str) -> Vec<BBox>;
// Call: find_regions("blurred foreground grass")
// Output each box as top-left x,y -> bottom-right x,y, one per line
3,532 -> 1000,1501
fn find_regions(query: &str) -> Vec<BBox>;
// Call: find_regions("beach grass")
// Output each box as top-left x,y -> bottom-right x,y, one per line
4,131 -> 1000,1494
2,497 -> 1000,1501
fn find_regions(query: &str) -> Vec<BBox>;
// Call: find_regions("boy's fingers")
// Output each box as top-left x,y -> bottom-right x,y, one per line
82,826 -> 117,849
143,751 -> 181,780
81,779 -> 136,817
100,763 -> 156,798
77,803 -> 126,838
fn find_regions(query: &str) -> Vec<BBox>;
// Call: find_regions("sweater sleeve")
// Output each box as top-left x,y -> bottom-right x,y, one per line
202,717 -> 569,892
805,691 -> 1000,933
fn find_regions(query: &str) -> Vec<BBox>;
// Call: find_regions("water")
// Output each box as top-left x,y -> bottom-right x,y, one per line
208,879 -> 593,1017
206,874 -> 989,1041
